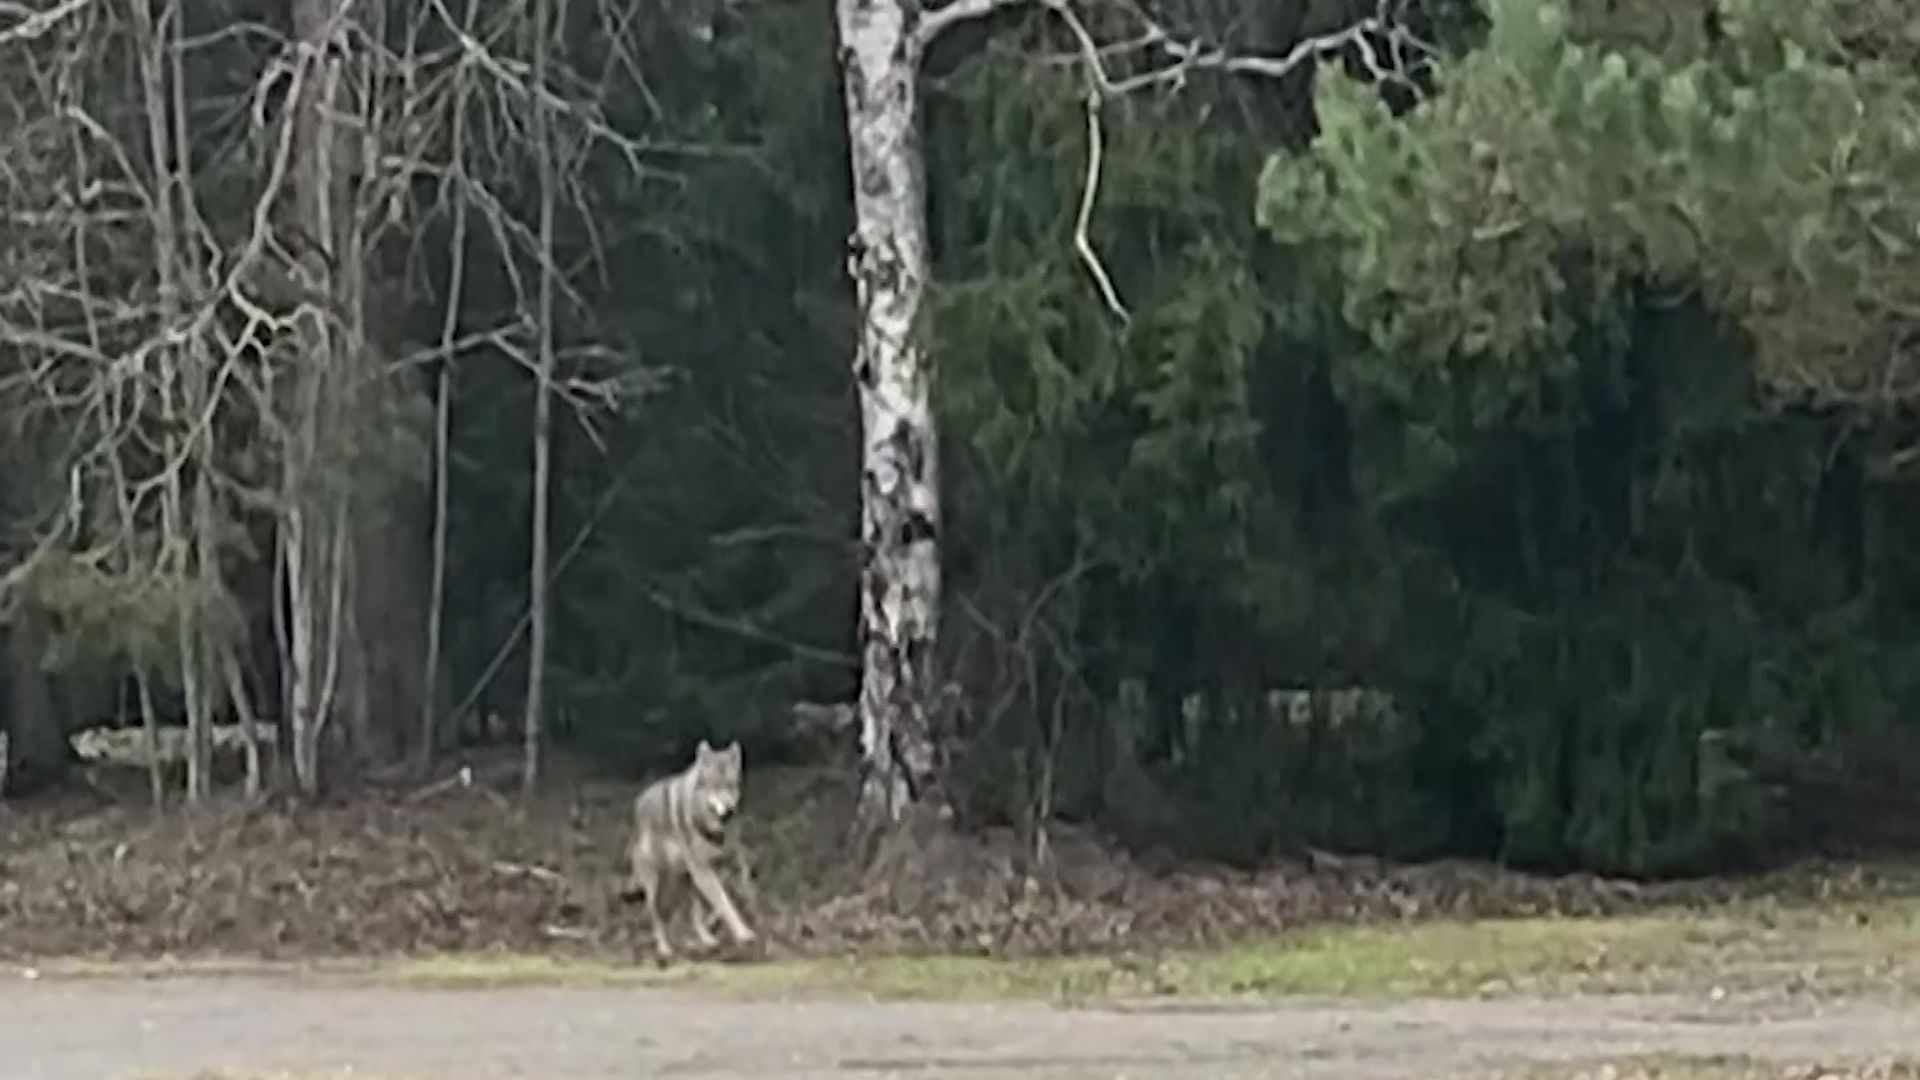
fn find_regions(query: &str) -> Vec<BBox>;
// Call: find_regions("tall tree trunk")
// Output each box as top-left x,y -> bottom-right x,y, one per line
280,0 -> 430,793
521,0 -> 557,795
834,0 -> 946,836
336,0 -> 430,775
134,672 -> 166,807
132,0 -> 212,803
415,0 -> 480,776
418,227 -> 464,772
284,0 -> 350,797
417,351 -> 454,773
171,0 -> 242,801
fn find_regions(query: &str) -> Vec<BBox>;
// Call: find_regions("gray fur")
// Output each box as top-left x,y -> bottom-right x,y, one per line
620,739 -> 755,960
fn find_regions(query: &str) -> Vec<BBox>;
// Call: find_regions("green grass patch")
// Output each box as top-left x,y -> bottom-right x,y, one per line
1163,894 -> 1920,998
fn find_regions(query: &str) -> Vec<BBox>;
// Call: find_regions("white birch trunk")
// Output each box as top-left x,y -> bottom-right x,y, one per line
835,0 -> 945,833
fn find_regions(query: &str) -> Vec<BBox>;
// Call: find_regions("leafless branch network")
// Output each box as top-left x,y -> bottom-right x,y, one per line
0,0 -> 709,793
918,0 -> 1434,324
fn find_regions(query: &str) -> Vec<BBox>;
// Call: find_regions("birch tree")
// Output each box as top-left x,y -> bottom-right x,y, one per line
834,0 -> 1427,835
836,0 -> 946,836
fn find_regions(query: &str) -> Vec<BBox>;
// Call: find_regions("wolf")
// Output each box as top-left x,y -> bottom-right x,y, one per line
619,739 -> 756,961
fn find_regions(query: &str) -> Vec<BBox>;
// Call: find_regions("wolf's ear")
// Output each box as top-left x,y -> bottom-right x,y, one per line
696,739 -> 713,758
724,741 -> 742,761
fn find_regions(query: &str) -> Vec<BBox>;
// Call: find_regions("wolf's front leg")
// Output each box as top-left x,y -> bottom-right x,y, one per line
685,889 -> 722,950
687,860 -> 755,945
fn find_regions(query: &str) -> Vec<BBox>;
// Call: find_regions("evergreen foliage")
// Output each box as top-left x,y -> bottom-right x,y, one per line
1254,0 -> 1920,870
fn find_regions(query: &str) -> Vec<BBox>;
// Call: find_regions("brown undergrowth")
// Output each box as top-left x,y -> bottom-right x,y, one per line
0,749 -> 1913,965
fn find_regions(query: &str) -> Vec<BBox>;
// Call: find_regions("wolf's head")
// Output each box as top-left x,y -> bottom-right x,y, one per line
689,739 -> 743,836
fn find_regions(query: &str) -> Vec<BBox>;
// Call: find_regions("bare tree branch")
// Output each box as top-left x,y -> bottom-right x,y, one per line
0,0 -> 96,48
917,0 -> 1026,47
1024,0 -> 1428,325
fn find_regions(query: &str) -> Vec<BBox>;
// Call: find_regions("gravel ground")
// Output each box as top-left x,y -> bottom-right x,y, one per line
6,976 -> 1918,1080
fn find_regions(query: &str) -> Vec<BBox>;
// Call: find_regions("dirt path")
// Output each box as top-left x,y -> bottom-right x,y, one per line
4,976 -> 1916,1080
